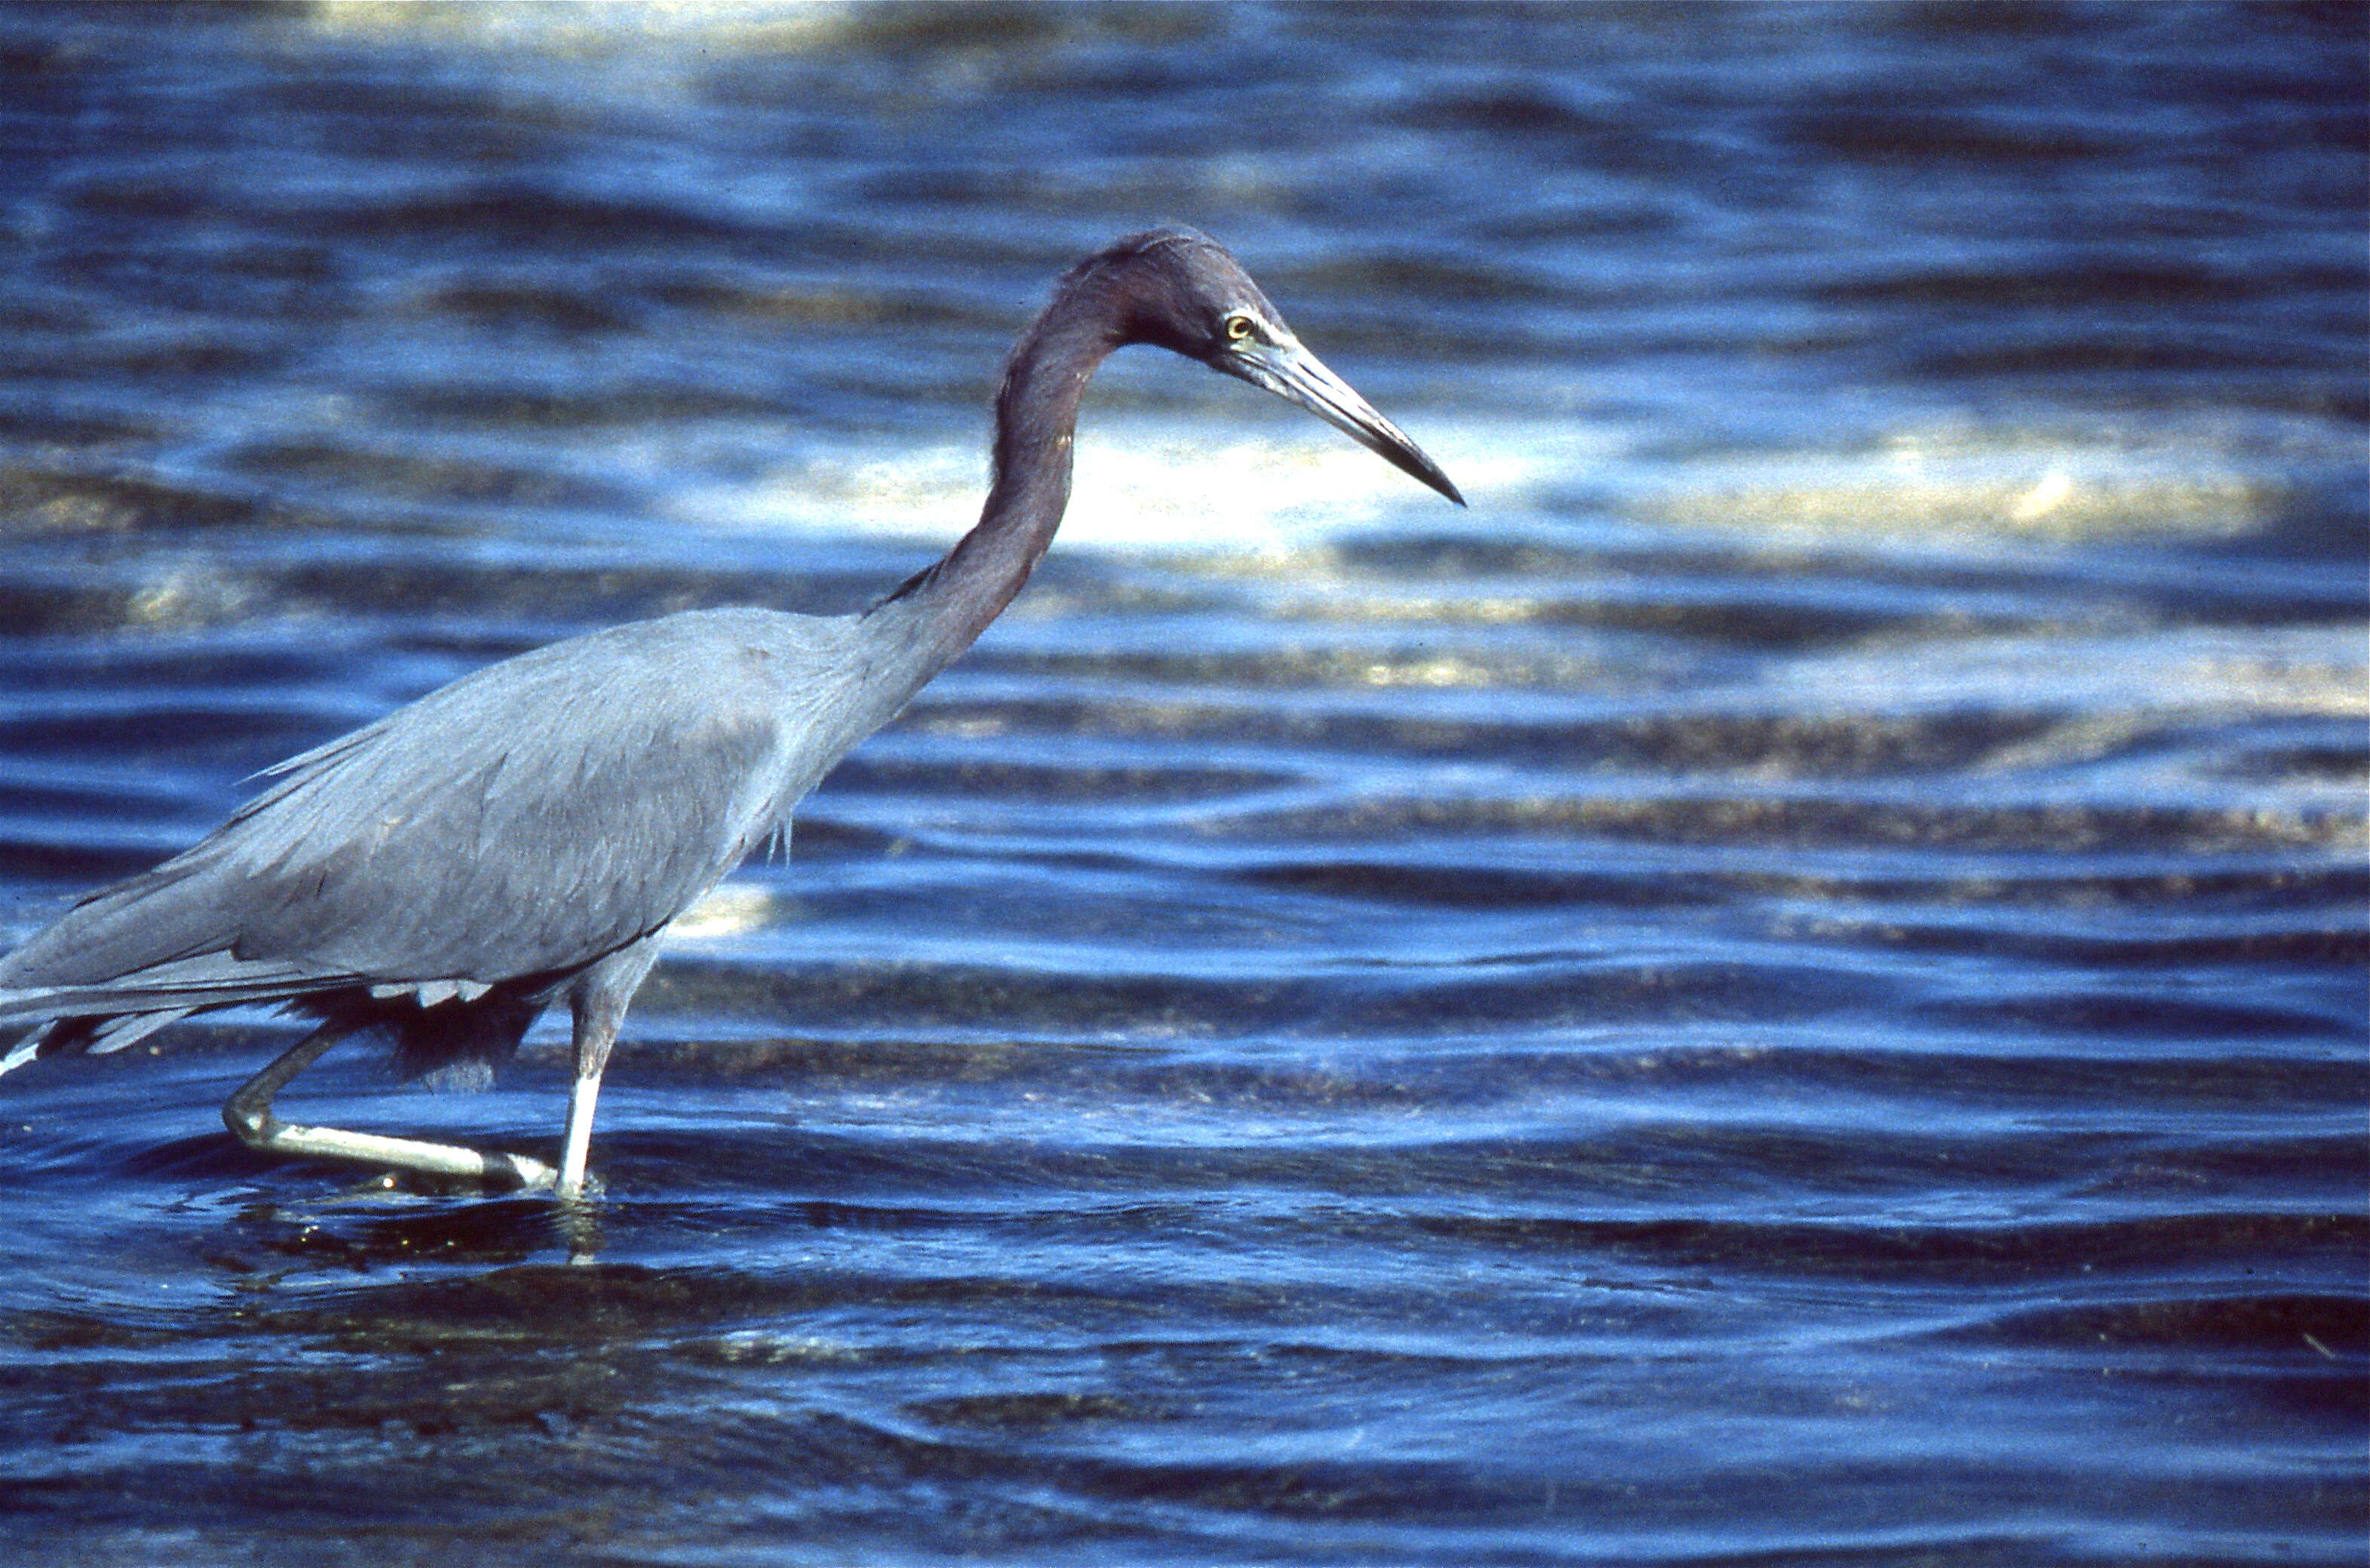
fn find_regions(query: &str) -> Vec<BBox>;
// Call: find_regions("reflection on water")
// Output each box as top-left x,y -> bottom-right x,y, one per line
1,4 -> 2363,1565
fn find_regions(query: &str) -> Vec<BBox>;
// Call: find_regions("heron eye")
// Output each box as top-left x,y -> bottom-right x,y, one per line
1223,314 -> 1256,343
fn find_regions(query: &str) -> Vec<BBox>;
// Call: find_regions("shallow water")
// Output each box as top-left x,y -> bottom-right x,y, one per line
0,5 -> 2362,1564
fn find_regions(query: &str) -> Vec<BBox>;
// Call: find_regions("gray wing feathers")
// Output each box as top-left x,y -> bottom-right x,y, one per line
0,609 -> 852,1021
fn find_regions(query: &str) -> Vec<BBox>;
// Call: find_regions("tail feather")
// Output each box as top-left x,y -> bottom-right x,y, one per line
0,969 -> 300,1080
2,982 -> 320,1031
2,1024 -> 52,1076
87,1009 -> 196,1055
1,1007 -> 198,1077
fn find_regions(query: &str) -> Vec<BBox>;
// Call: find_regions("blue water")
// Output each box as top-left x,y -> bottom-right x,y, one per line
0,5 -> 2362,1564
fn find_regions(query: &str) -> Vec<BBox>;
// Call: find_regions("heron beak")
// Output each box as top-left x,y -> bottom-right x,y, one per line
1219,337 -> 1465,507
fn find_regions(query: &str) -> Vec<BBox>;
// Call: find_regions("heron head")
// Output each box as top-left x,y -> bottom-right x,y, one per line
1094,228 -> 1464,507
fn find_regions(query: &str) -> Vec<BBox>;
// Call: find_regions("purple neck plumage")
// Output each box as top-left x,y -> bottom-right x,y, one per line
868,265 -> 1127,673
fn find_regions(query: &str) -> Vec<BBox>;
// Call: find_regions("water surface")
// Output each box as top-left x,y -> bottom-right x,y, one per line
0,5 -> 2362,1564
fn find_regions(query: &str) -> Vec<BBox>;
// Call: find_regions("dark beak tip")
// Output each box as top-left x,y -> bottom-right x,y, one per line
1398,449 -> 1464,507
1420,473 -> 1466,508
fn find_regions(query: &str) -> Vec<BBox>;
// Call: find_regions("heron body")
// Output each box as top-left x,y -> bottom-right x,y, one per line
0,228 -> 1461,1199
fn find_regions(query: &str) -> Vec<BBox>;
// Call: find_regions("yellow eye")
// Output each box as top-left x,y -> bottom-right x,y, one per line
1223,314 -> 1255,343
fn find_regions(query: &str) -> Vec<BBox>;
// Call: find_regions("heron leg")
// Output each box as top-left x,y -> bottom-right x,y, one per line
553,937 -> 663,1202
554,1044 -> 606,1202
222,1020 -> 557,1191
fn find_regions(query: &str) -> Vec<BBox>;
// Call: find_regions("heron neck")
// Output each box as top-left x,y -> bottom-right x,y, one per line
866,275 -> 1124,676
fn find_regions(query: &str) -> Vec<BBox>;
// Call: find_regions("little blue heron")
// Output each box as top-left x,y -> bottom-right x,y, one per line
0,228 -> 1461,1199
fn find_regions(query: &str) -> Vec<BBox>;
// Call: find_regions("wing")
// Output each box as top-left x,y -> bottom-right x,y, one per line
0,611 -> 835,1016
